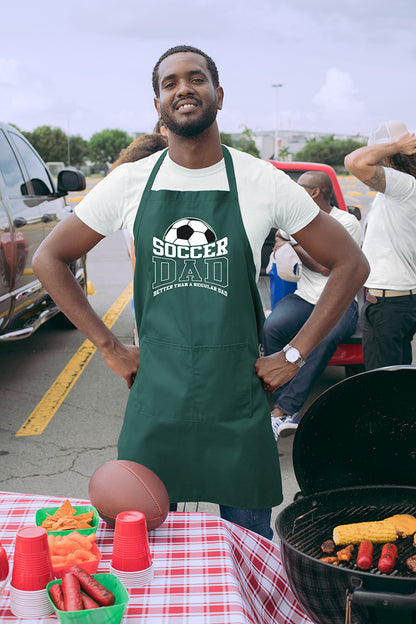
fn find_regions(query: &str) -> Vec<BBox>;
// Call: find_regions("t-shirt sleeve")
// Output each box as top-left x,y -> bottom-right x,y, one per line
75,166 -> 129,237
384,167 -> 416,201
336,211 -> 362,245
271,167 -> 320,234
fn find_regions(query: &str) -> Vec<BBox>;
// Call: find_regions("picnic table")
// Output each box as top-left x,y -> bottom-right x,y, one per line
0,491 -> 313,623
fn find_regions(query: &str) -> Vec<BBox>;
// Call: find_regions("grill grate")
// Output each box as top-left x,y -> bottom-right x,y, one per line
288,502 -> 416,578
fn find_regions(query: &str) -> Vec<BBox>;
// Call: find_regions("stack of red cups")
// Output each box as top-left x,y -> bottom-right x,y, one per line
10,527 -> 54,618
109,511 -> 154,588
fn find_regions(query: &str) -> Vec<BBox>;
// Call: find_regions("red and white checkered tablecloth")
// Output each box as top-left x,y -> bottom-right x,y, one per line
0,491 -> 313,624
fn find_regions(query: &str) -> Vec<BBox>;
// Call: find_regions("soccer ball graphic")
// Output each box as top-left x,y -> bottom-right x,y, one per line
164,218 -> 216,246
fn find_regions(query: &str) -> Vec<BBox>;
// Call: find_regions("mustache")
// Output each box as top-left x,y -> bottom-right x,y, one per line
173,96 -> 201,110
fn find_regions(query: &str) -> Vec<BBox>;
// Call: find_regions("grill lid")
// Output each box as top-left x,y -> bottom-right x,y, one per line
293,366 -> 416,496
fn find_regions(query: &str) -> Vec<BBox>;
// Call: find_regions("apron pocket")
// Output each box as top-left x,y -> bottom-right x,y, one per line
135,337 -> 192,421
191,342 -> 252,423
135,338 -> 253,423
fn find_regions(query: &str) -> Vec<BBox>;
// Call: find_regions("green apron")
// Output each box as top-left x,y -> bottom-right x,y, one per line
118,146 -> 282,509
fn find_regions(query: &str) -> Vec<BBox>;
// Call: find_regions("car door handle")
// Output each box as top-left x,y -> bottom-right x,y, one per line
13,217 -> 27,228
41,214 -> 54,223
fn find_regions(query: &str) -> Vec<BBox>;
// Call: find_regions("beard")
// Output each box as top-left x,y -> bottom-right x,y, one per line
160,98 -> 219,138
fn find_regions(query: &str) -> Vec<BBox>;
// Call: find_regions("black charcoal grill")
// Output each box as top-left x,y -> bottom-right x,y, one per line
275,366 -> 416,624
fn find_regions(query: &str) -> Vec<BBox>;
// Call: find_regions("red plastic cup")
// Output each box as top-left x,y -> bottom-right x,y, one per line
11,527 -> 54,591
111,511 -> 153,572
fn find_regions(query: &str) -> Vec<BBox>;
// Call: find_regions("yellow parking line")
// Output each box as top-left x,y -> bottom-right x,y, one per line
16,282 -> 133,437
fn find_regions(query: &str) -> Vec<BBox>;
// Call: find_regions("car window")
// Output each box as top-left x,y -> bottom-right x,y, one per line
0,130 -> 27,198
9,132 -> 54,196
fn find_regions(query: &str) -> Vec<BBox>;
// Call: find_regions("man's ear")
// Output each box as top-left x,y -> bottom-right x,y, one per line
311,187 -> 320,200
216,86 -> 224,110
154,97 -> 161,117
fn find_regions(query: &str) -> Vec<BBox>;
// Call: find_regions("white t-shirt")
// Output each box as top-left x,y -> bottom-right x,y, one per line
294,206 -> 362,305
362,167 -> 416,290
75,147 -> 319,280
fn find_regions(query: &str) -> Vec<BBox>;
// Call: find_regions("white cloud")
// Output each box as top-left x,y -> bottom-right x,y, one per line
311,68 -> 367,135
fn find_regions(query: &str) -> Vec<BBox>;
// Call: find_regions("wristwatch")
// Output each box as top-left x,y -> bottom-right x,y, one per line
283,344 -> 305,368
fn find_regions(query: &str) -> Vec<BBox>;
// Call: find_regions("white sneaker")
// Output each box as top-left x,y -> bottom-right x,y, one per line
270,414 -> 287,441
277,413 -> 302,438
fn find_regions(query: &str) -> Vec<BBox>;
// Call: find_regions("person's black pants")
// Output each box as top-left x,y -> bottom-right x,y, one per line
361,294 -> 416,370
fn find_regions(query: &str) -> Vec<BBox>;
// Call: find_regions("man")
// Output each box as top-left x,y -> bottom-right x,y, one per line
33,45 -> 368,539
345,121 -> 416,370
263,171 -> 362,439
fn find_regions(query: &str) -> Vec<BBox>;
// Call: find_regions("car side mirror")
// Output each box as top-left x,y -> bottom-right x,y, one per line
57,169 -> 86,194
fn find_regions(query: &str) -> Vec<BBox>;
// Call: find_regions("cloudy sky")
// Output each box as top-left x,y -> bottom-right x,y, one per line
1,0 -> 415,140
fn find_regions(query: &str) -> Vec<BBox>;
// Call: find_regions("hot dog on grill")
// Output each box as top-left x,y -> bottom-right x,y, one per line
356,541 -> 373,570
378,543 -> 398,573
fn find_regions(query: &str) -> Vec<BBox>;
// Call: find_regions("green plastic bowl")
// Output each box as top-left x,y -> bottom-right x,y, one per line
36,505 -> 99,536
47,573 -> 129,624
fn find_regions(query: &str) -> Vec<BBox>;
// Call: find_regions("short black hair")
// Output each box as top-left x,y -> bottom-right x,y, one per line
152,45 -> 220,97
304,170 -> 333,202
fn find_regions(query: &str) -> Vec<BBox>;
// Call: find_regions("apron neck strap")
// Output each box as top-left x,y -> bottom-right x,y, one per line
145,148 -> 168,190
221,145 -> 238,198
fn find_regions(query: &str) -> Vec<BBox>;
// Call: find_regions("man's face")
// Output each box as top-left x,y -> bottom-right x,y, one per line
154,52 -> 224,138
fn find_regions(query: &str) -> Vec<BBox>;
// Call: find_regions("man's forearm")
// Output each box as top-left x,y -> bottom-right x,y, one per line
33,253 -> 119,352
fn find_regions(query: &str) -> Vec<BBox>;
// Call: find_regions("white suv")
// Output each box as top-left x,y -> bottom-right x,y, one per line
0,122 -> 86,340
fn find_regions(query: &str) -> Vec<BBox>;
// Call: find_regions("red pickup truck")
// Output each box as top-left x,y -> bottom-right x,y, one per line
262,160 -> 364,377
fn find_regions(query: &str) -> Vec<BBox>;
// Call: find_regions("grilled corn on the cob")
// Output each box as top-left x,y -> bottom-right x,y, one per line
333,520 -> 397,545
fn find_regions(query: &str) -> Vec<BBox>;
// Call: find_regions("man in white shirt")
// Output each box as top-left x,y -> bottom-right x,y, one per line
263,171 -> 362,438
345,121 -> 416,370
32,45 -> 369,539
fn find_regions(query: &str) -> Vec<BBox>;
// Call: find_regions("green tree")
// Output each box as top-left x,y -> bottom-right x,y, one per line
68,135 -> 88,168
220,132 -> 234,147
234,126 -> 260,158
88,129 -> 132,169
277,146 -> 291,161
21,126 -> 68,163
294,135 -> 366,167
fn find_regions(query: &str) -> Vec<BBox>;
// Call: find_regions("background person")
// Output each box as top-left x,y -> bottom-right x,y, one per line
345,121 -> 416,370
262,171 -> 362,439
33,45 -> 368,539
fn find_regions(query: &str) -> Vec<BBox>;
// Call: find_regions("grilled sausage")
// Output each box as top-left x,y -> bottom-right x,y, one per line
378,543 -> 398,573
62,573 -> 83,611
48,583 -> 65,611
70,565 -> 115,606
81,593 -> 100,609
357,541 -> 373,570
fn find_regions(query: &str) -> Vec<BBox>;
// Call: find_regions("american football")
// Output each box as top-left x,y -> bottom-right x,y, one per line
164,218 -> 216,246
88,460 -> 169,530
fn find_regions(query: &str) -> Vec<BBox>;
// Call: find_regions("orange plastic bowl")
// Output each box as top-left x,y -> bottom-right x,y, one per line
52,542 -> 102,579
